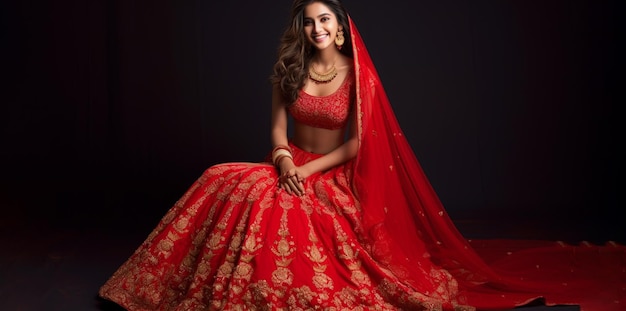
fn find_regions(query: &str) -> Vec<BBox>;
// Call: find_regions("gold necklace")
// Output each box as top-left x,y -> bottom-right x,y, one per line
308,63 -> 337,84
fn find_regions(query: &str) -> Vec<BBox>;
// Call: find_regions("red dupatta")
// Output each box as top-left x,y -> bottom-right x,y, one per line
349,14 -> 500,287
347,16 -> 625,311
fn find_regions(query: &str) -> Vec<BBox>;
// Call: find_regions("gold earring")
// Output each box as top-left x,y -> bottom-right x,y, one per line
335,29 -> 345,50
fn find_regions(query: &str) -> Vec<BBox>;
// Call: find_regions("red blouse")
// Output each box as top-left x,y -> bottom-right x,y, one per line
288,72 -> 354,130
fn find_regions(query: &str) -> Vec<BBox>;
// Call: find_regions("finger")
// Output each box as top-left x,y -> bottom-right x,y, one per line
294,181 -> 305,196
281,181 -> 292,194
294,180 -> 305,195
286,179 -> 302,196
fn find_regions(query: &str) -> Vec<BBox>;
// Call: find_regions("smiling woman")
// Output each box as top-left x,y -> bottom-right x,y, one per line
97,0 -> 625,310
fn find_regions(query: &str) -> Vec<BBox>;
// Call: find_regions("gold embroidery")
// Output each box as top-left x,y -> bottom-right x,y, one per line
99,157 -> 476,310
301,195 -> 335,296
271,197 -> 296,289
234,262 -> 253,282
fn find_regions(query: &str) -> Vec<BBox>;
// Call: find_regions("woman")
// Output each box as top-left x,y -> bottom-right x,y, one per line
99,1 -> 624,310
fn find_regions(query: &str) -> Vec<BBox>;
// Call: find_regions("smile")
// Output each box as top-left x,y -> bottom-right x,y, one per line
313,33 -> 329,42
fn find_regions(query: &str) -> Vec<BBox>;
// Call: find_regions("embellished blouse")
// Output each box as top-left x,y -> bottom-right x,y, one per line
288,71 -> 354,130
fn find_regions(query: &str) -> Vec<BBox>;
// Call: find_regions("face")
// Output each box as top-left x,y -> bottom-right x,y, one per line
303,2 -> 343,51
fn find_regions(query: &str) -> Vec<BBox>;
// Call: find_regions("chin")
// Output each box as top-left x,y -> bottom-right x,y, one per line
316,42 -> 335,51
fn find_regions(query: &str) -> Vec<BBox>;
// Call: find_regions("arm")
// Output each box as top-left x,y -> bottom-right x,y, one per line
270,84 -> 305,196
270,83 -> 290,149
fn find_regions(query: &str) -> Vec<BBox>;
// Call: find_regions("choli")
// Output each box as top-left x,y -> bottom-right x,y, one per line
288,71 -> 354,130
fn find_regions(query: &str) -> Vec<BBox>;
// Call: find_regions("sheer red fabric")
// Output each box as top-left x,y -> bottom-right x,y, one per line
347,16 -> 625,311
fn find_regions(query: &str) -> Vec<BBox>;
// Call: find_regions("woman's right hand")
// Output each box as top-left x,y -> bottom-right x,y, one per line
278,160 -> 307,196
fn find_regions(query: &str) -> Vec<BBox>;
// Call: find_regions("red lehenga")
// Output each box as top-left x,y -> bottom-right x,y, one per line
99,17 -> 625,311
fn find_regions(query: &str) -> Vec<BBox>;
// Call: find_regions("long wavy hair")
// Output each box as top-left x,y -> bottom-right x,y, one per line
270,0 -> 353,106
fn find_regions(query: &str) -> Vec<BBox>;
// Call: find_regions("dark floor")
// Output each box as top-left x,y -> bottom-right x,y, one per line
2,180 -> 622,311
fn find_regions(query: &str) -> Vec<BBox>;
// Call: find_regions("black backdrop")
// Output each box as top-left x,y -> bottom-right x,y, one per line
1,1 -> 622,241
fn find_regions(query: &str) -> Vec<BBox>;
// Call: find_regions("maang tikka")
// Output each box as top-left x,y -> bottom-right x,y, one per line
335,29 -> 345,50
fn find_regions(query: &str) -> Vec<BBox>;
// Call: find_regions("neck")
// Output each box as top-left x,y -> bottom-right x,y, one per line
314,49 -> 339,67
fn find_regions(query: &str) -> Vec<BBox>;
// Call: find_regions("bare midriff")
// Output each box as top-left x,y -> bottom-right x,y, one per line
291,122 -> 346,154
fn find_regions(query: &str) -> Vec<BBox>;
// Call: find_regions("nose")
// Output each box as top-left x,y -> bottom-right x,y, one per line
313,20 -> 323,33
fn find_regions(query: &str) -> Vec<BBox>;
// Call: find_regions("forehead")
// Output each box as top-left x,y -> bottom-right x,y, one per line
304,2 -> 335,18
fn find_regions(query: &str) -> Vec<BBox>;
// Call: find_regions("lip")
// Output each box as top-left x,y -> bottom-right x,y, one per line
312,33 -> 329,43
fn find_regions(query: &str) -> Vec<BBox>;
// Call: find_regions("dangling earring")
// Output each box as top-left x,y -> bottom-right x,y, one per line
335,29 -> 345,50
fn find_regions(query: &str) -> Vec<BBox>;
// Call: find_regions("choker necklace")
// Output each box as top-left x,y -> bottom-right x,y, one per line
308,63 -> 337,84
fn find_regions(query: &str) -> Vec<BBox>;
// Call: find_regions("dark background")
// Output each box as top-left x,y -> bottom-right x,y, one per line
1,0 -> 623,243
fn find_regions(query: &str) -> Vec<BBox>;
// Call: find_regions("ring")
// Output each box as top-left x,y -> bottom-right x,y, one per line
279,173 -> 294,183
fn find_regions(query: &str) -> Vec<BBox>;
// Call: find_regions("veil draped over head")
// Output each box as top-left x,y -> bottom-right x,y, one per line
346,16 -> 624,310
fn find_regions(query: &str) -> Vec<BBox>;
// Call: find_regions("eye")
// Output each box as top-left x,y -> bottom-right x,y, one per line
321,16 -> 330,22
303,19 -> 313,26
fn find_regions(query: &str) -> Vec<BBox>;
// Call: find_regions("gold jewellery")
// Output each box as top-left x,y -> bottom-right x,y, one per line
308,63 -> 337,83
335,29 -> 345,49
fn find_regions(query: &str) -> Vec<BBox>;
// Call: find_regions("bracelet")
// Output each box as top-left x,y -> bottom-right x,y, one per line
272,149 -> 293,165
274,154 -> 293,167
272,144 -> 292,155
